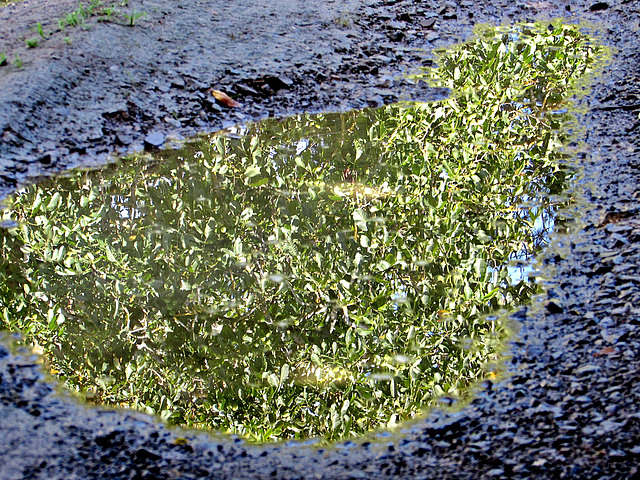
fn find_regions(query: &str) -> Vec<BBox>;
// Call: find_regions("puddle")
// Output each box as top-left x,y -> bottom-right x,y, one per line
0,22 -> 605,443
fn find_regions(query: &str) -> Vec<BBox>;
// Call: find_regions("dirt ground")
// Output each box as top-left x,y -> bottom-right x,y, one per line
1,0 -> 640,478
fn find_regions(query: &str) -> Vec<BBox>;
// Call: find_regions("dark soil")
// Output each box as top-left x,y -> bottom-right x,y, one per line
1,0 -> 640,478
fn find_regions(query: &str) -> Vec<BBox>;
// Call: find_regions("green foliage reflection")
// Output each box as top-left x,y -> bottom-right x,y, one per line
0,23 -> 603,442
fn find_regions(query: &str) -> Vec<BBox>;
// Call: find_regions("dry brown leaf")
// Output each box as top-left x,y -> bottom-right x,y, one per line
209,89 -> 241,108
594,346 -> 618,357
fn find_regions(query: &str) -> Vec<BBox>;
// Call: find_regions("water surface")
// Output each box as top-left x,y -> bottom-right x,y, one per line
0,22 -> 604,442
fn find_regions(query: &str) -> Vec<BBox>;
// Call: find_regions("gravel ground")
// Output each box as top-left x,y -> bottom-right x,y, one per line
1,0 -> 640,478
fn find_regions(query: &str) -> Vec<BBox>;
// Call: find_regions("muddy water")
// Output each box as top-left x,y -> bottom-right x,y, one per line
0,22 -> 604,443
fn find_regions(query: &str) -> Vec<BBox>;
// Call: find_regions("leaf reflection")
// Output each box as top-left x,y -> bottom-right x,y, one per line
0,22 -> 604,442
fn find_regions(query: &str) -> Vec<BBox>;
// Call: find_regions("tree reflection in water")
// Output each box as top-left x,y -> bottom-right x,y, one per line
0,22 -> 604,442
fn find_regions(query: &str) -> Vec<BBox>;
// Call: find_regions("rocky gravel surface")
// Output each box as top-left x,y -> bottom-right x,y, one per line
1,0 -> 640,478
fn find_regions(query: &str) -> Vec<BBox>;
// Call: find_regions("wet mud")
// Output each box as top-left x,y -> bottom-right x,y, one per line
1,0 -> 640,478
